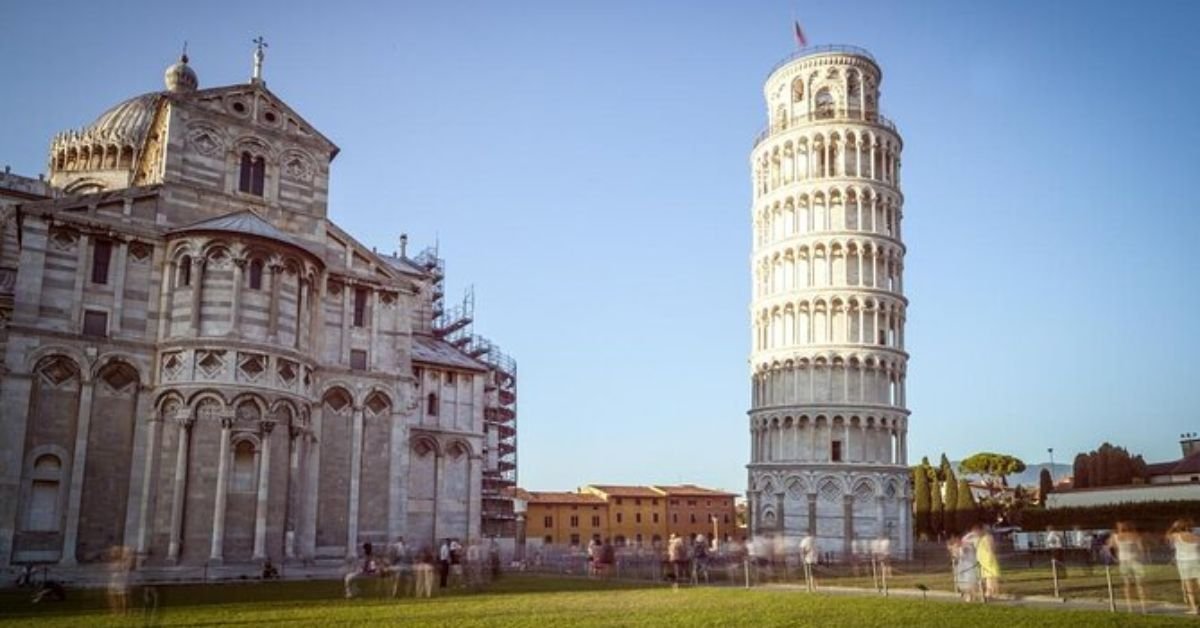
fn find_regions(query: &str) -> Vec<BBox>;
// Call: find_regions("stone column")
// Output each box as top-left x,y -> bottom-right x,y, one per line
346,405 -> 364,559
432,449 -> 445,546
166,411 -> 193,564
230,257 -> 245,333
467,454 -> 481,541
285,424 -> 303,559
806,493 -> 817,537
876,495 -> 886,546
267,262 -> 283,341
302,406 -> 321,560
388,411 -> 409,543
209,414 -> 234,564
110,240 -> 128,335
747,490 -> 758,536
252,419 -> 275,560
775,491 -> 785,534
843,494 -> 854,560
133,411 -> 161,560
59,379 -> 95,566
190,257 -> 205,334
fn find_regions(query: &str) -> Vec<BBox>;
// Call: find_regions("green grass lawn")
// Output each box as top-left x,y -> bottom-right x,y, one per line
0,574 -> 1192,627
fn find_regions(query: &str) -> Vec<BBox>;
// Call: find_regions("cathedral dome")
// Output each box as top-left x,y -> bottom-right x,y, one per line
164,54 -> 198,93
84,92 -> 162,144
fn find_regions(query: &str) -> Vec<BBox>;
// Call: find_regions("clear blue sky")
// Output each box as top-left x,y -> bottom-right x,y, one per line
3,1 -> 1199,493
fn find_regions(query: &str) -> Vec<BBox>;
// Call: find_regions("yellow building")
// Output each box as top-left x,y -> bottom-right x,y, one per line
653,485 -> 739,542
523,491 -> 608,547
581,485 -> 667,546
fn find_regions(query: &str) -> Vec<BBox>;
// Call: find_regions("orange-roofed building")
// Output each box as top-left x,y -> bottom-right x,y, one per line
581,485 -> 668,546
524,491 -> 608,547
652,485 -> 739,541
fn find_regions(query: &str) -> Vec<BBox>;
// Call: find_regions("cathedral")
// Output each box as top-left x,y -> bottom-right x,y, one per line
0,47 -> 519,575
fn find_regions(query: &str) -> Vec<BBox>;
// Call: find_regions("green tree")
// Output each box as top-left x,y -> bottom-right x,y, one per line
959,452 -> 1027,491
955,478 -> 979,532
943,464 -> 960,534
938,453 -> 954,483
1073,453 -> 1090,489
1038,468 -> 1053,505
930,473 -> 944,538
912,461 -> 932,539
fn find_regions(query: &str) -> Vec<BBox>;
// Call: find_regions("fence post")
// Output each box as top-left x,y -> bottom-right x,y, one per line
1104,564 -> 1116,613
744,557 -> 750,589
1051,558 -> 1060,599
871,556 -> 878,592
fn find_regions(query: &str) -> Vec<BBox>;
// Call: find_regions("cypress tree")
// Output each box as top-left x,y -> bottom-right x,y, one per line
956,478 -> 978,532
913,464 -> 931,539
1073,453 -> 1090,489
1039,468 -> 1054,505
943,464 -> 960,534
930,472 -> 944,538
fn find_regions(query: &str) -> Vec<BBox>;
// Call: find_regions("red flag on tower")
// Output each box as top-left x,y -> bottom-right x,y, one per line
793,21 -> 808,48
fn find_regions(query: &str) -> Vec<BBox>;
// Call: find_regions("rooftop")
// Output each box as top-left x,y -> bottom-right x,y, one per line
766,44 -> 878,80
652,484 -> 737,498
583,485 -> 663,498
525,491 -> 607,505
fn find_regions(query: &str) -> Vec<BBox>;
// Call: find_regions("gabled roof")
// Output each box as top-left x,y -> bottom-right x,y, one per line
185,82 -> 340,159
525,491 -> 607,505
170,210 -> 321,258
652,484 -> 737,498
381,253 -> 430,277
411,334 -> 487,372
1148,451 -> 1200,476
583,485 -> 663,498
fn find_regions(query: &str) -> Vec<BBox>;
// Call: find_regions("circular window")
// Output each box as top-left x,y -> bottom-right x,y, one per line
231,101 -> 247,114
264,111 -> 277,123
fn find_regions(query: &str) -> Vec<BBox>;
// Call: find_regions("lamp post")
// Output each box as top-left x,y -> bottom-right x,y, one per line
1047,447 -> 1055,482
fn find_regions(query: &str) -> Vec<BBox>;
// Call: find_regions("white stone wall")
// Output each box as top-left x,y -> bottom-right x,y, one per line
747,47 -> 911,557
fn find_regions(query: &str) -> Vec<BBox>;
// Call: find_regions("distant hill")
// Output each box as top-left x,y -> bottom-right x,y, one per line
951,461 -> 1071,488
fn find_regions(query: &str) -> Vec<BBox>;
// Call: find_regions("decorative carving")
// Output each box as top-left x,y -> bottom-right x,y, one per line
276,359 -> 297,386
38,357 -> 78,386
128,241 -> 153,262
237,353 -> 266,382
260,419 -> 276,434
283,152 -> 314,182
161,351 -> 183,381
196,350 -> 227,378
49,227 -> 79,252
187,129 -> 222,156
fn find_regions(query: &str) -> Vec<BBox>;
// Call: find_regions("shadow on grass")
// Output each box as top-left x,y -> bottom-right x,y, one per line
0,574 -> 667,621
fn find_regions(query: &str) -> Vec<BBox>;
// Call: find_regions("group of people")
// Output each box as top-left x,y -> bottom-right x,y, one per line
343,537 -> 504,599
947,524 -> 1001,602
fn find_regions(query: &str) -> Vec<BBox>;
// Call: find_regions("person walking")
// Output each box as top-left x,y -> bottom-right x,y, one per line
799,533 -> 817,591
1168,519 -> 1200,615
438,539 -> 452,589
414,549 -> 435,598
667,533 -> 686,589
974,525 -> 1001,601
951,534 -> 980,602
1108,521 -> 1148,613
344,542 -> 380,599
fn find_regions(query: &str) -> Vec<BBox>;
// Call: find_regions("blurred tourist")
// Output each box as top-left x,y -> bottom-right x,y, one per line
414,549 -> 435,598
1168,519 -> 1200,615
973,525 -> 1001,600
343,542 -> 380,599
799,533 -> 817,591
438,539 -> 451,589
950,534 -> 979,602
1046,526 -> 1066,579
1108,521 -> 1147,614
106,545 -> 134,614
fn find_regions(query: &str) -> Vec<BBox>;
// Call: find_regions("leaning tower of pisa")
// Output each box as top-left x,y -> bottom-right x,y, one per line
747,45 -> 910,558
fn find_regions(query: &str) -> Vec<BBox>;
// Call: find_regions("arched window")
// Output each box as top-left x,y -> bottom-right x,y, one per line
252,157 -> 266,196
178,255 -> 192,287
814,88 -> 834,119
230,440 -> 257,492
426,392 -> 438,416
26,454 -> 63,531
239,152 -> 253,193
248,259 -> 264,290
239,152 -> 267,196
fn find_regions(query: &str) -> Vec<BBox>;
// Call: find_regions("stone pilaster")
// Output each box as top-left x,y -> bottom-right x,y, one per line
252,419 -> 275,560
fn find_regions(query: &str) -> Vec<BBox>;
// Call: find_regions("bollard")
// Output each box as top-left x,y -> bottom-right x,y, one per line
1051,558 -> 1060,599
744,557 -> 751,589
1104,564 -> 1116,613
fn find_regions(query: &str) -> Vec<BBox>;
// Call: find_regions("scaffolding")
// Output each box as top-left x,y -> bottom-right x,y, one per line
412,245 -> 518,538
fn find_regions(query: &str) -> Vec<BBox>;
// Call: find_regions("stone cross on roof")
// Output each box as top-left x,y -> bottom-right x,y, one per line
251,36 -> 268,84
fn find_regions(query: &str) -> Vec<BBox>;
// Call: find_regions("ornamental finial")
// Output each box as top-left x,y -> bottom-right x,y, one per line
251,36 -> 268,84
